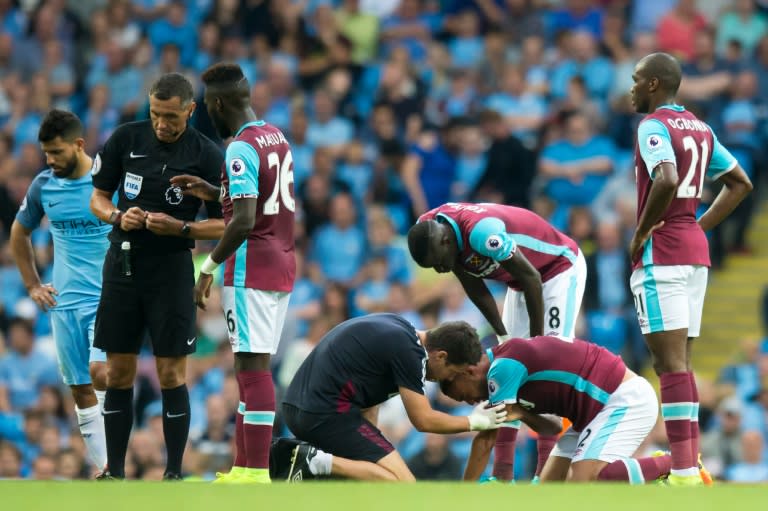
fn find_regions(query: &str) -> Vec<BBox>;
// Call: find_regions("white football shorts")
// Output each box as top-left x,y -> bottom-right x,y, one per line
550,376 -> 658,463
221,286 -> 291,354
502,250 -> 587,338
629,264 -> 708,336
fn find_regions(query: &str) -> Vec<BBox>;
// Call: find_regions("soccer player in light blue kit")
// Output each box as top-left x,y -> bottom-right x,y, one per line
10,110 -> 110,473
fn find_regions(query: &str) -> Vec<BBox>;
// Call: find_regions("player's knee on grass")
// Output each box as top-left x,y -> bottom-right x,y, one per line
155,356 -> 187,388
377,451 -> 416,482
568,460 -> 607,482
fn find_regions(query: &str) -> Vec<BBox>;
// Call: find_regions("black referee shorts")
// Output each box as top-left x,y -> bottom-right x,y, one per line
94,244 -> 196,357
281,403 -> 395,464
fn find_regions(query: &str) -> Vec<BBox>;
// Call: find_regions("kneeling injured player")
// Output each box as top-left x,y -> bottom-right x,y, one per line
441,335 -> 674,483
281,313 -> 508,481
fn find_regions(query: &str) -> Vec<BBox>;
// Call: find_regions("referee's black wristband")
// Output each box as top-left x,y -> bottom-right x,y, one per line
108,210 -> 123,226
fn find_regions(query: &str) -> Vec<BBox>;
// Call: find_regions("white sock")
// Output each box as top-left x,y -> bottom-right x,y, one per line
76,404 -> 107,470
94,390 -> 106,412
309,450 -> 333,476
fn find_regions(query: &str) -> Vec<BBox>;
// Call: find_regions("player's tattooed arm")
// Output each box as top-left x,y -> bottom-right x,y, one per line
505,404 -> 562,436
499,252 -> 544,336
698,164 -> 753,232
463,429 -> 498,481
454,268 -> 507,336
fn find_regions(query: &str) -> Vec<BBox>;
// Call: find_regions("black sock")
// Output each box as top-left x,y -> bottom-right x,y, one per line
103,387 -> 134,478
161,384 -> 190,476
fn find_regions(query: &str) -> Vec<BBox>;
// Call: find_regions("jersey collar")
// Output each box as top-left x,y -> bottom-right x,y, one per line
435,213 -> 464,251
656,104 -> 685,112
234,120 -> 266,138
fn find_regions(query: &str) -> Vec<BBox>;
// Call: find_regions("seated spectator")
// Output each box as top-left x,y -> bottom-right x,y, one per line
306,88 -> 355,157
277,317 -> 331,392
83,84 -> 119,154
447,10 -> 484,70
743,383 -> 768,461
701,396 -> 745,479
716,0 -> 768,58
192,395 -> 233,475
85,40 -> 143,118
284,250 -> 323,341
147,1 -> 197,68
0,318 -> 58,412
538,111 -> 615,209
451,123 -> 487,201
724,431 -> 768,482
387,283 -> 423,329
407,432 -> 463,481
354,254 -> 392,314
335,0 -> 380,64
656,0 -> 708,62
0,440 -> 23,479
549,30 -> 614,102
366,210 -> 412,284
309,193 -> 366,285
338,140 -> 373,204
379,0 -> 435,63
30,454 -> 55,480
484,65 -> 547,147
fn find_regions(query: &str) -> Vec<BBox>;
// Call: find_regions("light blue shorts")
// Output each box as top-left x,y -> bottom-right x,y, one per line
50,307 -> 106,385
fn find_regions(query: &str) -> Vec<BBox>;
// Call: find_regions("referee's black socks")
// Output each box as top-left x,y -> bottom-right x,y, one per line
161,384 -> 190,476
103,387 -> 134,478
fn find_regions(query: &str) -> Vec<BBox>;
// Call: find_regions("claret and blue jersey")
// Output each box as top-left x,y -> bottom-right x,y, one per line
418,202 -> 579,289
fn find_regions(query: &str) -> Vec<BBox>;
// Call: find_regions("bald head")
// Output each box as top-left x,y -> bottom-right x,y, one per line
638,52 -> 682,94
631,52 -> 682,113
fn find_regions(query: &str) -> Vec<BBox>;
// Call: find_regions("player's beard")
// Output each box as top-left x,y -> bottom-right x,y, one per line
52,154 -> 79,178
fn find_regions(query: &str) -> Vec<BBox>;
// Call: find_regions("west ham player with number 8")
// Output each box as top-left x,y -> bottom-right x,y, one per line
629,53 -> 753,486
407,202 -> 587,481
171,63 -> 295,484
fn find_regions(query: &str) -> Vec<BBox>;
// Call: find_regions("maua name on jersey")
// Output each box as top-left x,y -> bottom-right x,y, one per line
254,130 -> 288,149
664,117 -> 708,132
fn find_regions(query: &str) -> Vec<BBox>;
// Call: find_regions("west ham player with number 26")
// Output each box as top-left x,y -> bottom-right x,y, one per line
629,53 -> 752,486
407,202 -> 587,482
171,63 -> 295,484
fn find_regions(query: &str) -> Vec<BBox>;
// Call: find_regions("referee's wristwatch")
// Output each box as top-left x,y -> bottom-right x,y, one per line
180,222 -> 191,237
108,210 -> 123,226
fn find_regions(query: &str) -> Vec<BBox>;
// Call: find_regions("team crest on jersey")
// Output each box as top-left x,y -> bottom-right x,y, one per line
165,185 -> 183,205
123,172 -> 143,199
92,153 -> 102,176
646,134 -> 663,152
229,158 -> 245,176
463,254 -> 499,278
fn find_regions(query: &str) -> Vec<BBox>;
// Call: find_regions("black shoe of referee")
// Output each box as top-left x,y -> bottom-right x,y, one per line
95,470 -> 122,481
163,472 -> 183,481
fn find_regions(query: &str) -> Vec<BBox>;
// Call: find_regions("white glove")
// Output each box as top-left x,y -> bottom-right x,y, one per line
467,401 -> 508,431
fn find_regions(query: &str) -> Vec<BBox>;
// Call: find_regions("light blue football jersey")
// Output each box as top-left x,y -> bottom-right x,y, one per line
16,169 -> 111,310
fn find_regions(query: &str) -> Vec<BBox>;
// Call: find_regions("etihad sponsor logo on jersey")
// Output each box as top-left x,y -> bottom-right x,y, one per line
462,253 -> 499,278
254,131 -> 288,149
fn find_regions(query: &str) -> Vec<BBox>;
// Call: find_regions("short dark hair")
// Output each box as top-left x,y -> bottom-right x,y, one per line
425,321 -> 482,365
407,220 -> 437,267
149,73 -> 194,105
38,109 -> 83,143
201,62 -> 246,87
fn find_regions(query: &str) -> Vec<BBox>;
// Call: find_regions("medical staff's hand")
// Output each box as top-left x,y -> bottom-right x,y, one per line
468,401 -> 508,431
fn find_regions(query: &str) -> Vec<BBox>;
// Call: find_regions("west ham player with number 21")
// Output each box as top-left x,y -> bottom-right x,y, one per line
629,53 -> 752,486
407,202 -> 587,482
171,63 -> 295,484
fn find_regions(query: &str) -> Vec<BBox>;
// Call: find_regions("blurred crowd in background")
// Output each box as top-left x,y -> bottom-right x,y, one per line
1,0 -> 768,482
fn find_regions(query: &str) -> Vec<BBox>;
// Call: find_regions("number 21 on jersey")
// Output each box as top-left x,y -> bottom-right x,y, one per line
263,150 -> 295,215
677,136 -> 708,199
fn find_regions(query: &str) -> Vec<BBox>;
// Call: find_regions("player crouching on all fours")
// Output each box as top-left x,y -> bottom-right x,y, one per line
441,334 -> 691,484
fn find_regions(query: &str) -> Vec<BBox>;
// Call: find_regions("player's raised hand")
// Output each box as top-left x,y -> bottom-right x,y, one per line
29,283 -> 57,311
629,221 -> 665,260
194,272 -> 213,310
170,174 -> 220,202
145,212 -> 183,236
468,400 -> 508,431
121,206 -> 146,231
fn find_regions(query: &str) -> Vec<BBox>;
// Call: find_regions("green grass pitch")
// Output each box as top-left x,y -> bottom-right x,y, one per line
2,482 -> 767,511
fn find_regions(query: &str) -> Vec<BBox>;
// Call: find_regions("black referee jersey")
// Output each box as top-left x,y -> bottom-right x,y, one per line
92,120 -> 223,252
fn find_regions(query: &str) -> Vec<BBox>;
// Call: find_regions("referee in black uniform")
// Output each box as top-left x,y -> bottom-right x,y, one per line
89,73 -> 224,480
